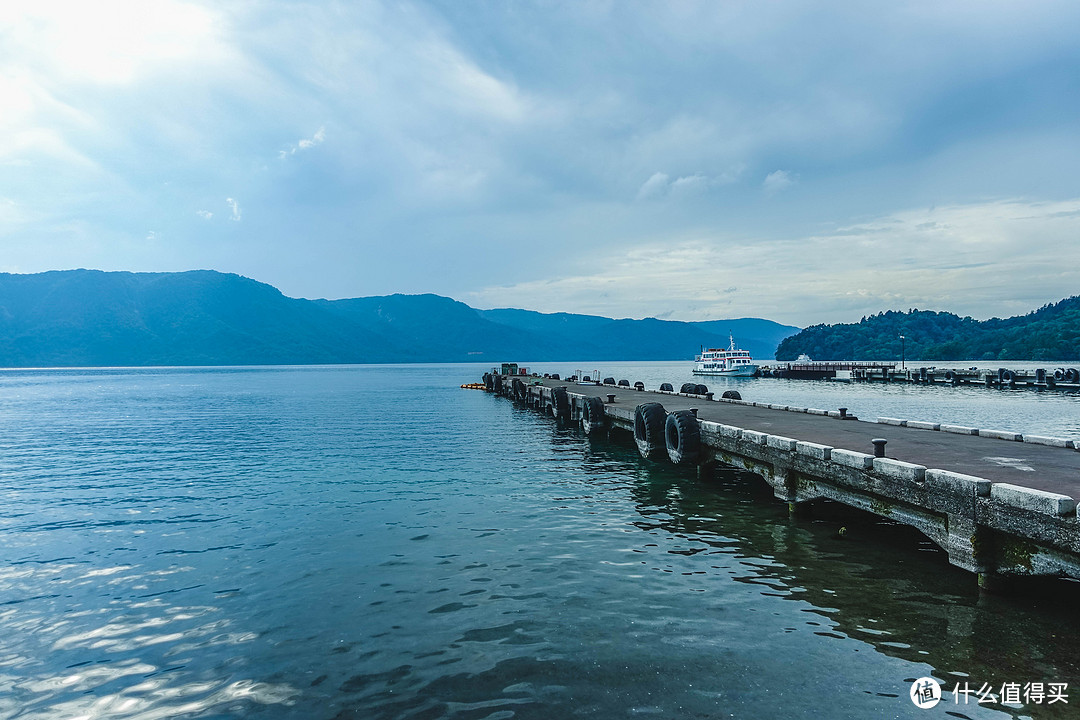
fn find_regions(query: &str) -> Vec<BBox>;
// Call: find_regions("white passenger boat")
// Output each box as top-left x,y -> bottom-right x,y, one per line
693,335 -> 758,376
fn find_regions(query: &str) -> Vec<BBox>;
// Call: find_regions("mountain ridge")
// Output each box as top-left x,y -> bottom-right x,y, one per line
0,270 -> 799,367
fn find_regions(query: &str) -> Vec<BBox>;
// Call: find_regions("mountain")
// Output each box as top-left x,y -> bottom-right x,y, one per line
477,309 -> 798,361
776,298 -> 1080,361
0,270 -> 799,367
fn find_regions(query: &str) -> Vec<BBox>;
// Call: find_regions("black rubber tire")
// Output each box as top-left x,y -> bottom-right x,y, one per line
550,386 -> 570,418
1067,368 -> 1080,383
680,382 -> 697,394
659,383 -> 673,392
1001,370 -> 1016,385
603,377 -> 616,386
494,374 -> 504,393
694,384 -> 709,395
618,379 -> 630,387
665,410 -> 701,465
721,390 -> 741,400
634,402 -> 667,459
582,396 -> 606,436
1055,369 -> 1065,381
483,373 -> 493,390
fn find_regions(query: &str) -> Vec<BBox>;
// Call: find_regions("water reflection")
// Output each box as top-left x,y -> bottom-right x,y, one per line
588,434 -> 1080,718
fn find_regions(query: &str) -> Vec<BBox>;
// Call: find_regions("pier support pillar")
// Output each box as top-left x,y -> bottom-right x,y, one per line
788,499 -> 813,518
766,467 -> 798,504
977,572 -> 1017,595
945,514 -> 988,575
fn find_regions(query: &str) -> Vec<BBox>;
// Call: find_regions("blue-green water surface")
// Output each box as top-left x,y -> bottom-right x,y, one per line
0,364 -> 1078,719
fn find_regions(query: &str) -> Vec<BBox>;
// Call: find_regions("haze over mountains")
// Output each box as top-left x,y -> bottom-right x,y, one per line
0,270 -> 799,367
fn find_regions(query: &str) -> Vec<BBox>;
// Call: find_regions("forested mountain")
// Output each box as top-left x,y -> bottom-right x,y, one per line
776,298 -> 1080,361
0,270 -> 799,367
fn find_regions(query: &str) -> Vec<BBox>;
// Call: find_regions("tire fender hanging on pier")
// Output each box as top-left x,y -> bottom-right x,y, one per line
550,386 -> 570,418
582,396 -> 606,435
634,402 -> 667,459
665,410 -> 701,465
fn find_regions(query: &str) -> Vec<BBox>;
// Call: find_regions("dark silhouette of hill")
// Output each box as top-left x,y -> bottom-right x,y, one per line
776,299 -> 1080,361
0,270 -> 799,367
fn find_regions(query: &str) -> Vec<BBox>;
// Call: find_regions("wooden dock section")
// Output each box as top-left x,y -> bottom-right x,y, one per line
483,371 -> 1080,588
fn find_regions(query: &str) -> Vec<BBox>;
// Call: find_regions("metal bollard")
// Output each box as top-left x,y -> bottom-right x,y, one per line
839,407 -> 848,419
872,438 -> 887,458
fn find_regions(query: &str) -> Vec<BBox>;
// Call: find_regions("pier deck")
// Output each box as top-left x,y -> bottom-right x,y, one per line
548,380 -> 1080,499
486,372 -> 1080,586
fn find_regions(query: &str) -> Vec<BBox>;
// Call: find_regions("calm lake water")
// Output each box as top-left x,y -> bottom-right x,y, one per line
1,363 -> 1079,719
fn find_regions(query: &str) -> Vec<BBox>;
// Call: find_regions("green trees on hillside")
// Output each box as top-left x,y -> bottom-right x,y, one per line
776,297 -> 1080,361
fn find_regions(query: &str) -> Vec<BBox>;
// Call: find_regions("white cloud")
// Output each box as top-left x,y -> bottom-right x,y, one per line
636,170 -> 738,200
226,197 -> 241,222
0,0 -> 226,86
468,198 -> 1080,325
196,209 -> 213,220
146,230 -> 157,240
636,172 -> 670,200
279,126 -> 327,158
763,169 -> 796,194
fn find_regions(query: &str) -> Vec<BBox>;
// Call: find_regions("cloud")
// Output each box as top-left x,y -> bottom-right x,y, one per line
0,0 -> 226,86
763,170 -> 796,194
636,172 -> 670,200
146,230 -> 157,240
467,198 -> 1080,326
279,126 -> 326,159
4,1 -> 1080,317
636,170 -> 739,200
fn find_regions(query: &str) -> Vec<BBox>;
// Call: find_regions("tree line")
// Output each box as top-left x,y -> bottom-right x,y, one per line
775,296 -> 1080,361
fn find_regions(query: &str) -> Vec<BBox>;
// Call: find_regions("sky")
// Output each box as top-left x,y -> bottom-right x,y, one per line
3,0 -> 1080,327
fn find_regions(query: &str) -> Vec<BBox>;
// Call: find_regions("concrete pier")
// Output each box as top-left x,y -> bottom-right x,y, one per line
760,362 -> 1080,391
485,372 -> 1080,586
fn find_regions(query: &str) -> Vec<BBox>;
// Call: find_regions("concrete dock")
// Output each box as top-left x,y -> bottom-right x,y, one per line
484,371 -> 1080,588
760,362 -> 1080,391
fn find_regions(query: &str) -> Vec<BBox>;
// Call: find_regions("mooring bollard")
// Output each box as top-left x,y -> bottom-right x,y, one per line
839,407 -> 848,419
872,438 -> 887,458
689,408 -> 698,417
704,392 -> 714,401
606,394 -> 616,403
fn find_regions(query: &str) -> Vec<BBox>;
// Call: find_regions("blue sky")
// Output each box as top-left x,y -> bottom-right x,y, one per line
3,1 -> 1080,326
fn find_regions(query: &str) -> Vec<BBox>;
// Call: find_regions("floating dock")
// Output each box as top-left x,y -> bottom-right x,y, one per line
483,371 -> 1080,589
760,362 -> 1080,390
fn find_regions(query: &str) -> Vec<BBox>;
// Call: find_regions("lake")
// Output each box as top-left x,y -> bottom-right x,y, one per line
0,363 -> 1078,719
